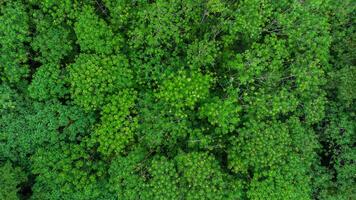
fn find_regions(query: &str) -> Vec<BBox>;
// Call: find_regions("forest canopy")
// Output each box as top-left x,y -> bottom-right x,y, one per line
0,0 -> 355,199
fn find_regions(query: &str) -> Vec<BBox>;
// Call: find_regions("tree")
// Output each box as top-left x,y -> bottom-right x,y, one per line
0,162 -> 27,200
0,1 -> 29,84
0,0 -> 354,199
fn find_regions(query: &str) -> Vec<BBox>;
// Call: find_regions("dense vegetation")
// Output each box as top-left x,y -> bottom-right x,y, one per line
0,0 -> 354,199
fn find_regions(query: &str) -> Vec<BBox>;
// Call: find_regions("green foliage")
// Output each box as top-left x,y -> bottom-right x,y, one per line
68,53 -> 132,110
0,1 -> 29,84
156,70 -> 213,111
127,0 -> 210,85
31,143 -> 112,200
247,155 -> 312,200
137,92 -> 191,150
0,162 -> 27,200
311,1 -> 356,199
187,39 -> 219,69
199,94 -> 242,135
31,21 -> 73,64
102,0 -> 131,30
0,0 -> 354,199
228,120 -> 291,173
92,89 -> 138,156
145,156 -> 180,200
175,152 -> 235,200
316,105 -> 356,200
108,147 -> 147,200
0,100 -> 94,166
28,0 -> 79,24
0,84 -> 18,111
28,64 -> 67,100
109,149 -> 244,200
330,66 -> 356,107
227,35 -> 289,85
74,5 -> 122,55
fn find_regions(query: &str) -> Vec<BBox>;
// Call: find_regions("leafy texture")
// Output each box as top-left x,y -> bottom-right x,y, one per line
0,0 -> 354,199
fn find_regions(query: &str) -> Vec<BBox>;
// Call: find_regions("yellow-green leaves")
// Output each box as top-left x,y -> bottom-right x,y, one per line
175,152 -> 227,200
187,40 -> 218,70
103,0 -> 131,30
93,90 -> 138,156
228,120 -> 291,173
146,156 -> 180,200
74,5 -> 122,55
156,70 -> 213,111
31,143 -> 110,200
199,96 -> 241,135
247,156 -> 312,200
68,54 -> 132,110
